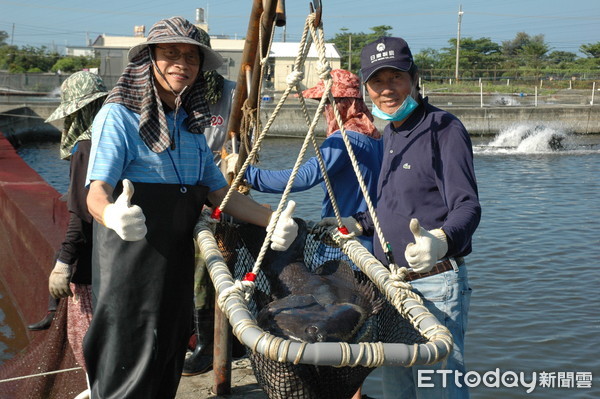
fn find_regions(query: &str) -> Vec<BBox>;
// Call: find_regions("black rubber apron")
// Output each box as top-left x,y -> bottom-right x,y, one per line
84,182 -> 208,399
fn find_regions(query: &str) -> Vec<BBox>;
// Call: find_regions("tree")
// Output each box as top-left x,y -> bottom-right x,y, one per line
546,51 -> 577,68
3,45 -> 60,73
580,42 -> 600,58
547,51 -> 577,64
501,32 -> 536,56
330,25 -> 392,73
500,32 -> 549,78
0,30 -> 8,46
440,37 -> 503,78
51,56 -> 99,73
369,25 -> 393,40
520,37 -> 549,75
414,48 -> 442,69
0,44 -> 18,70
576,42 -> 600,70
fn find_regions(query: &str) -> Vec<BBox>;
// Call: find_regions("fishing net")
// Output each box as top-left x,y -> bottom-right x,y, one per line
198,220 -> 449,399
0,299 -> 87,398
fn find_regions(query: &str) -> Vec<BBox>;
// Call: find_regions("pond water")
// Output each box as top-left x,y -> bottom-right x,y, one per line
6,125 -> 600,398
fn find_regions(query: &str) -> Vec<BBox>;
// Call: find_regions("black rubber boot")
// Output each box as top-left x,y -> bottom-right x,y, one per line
182,309 -> 214,376
27,311 -> 56,331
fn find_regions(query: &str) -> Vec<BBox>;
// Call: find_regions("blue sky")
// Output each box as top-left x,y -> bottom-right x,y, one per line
0,0 -> 598,56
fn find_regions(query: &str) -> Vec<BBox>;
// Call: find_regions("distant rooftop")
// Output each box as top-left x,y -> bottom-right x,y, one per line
269,42 -> 340,59
91,35 -> 144,48
91,34 -> 339,59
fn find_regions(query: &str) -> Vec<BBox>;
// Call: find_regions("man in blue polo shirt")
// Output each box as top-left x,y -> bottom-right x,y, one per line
83,17 -> 297,399
326,37 -> 481,398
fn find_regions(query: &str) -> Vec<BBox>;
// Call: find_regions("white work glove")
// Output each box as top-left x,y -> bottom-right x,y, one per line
48,260 -> 73,299
318,216 -> 363,236
102,179 -> 147,241
404,218 -> 448,273
269,201 -> 298,251
220,153 -> 239,180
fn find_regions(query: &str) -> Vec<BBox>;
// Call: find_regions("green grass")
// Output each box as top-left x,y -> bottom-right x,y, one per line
422,82 -> 566,96
421,78 -> 597,95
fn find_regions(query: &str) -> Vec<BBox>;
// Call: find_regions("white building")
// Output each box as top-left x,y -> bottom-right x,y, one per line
65,46 -> 95,58
268,42 -> 341,91
91,33 -> 340,92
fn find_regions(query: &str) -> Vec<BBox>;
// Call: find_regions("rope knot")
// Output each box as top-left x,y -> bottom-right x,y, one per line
217,279 -> 255,310
388,265 -> 413,290
316,61 -> 332,80
286,70 -> 304,87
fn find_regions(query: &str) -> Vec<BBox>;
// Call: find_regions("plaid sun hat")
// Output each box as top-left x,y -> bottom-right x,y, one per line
302,69 -> 362,99
128,16 -> 223,71
45,71 -> 108,122
106,16 -> 217,153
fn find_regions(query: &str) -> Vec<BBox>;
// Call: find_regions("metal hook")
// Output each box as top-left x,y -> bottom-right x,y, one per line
309,0 -> 322,28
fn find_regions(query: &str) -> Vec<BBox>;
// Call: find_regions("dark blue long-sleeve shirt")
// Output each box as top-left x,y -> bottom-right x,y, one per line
355,97 -> 481,267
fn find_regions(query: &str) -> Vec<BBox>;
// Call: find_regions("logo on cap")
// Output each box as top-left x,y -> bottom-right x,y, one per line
370,45 -> 396,65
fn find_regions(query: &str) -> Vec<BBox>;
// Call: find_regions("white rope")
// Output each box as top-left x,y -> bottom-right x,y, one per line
197,215 -> 452,368
217,7 -> 277,211
282,15 -> 393,265
0,367 -> 83,383
223,11 -> 328,279
193,8 -> 454,369
329,232 -> 453,365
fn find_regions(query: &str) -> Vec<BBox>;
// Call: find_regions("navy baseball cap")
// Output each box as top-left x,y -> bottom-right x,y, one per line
360,37 -> 414,82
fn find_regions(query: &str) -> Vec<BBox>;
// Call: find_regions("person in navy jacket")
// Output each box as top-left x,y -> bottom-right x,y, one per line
323,37 -> 481,399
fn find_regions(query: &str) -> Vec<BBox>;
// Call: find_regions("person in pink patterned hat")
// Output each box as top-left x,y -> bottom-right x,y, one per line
245,68 -> 383,256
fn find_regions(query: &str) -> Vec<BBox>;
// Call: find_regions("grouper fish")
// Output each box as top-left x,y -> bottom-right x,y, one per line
252,218 -> 383,344
240,218 -> 384,399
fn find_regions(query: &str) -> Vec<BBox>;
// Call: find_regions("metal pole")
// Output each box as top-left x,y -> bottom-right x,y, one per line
480,81 -> 483,108
348,34 -> 352,72
276,0 -> 286,27
591,82 -> 596,105
454,5 -> 463,82
213,299 -> 232,395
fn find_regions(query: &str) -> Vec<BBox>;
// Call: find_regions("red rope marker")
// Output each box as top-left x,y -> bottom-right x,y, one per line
338,226 -> 349,235
211,207 -> 222,220
243,272 -> 257,282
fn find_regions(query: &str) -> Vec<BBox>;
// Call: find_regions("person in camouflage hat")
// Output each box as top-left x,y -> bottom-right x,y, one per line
36,71 -> 107,399
32,71 -> 107,332
46,71 -> 108,160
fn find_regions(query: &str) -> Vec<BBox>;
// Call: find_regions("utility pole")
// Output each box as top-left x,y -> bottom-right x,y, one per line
348,34 -> 352,72
454,5 -> 463,82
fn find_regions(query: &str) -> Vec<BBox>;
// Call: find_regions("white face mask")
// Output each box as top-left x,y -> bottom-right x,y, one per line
371,95 -> 418,122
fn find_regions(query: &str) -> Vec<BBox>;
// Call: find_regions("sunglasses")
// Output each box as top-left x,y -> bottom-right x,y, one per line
155,45 -> 202,66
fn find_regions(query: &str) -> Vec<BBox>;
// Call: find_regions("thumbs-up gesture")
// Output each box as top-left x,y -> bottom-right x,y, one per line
269,200 -> 298,251
102,179 -> 147,241
404,218 -> 448,273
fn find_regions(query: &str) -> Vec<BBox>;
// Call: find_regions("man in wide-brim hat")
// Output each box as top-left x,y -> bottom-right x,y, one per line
83,16 -> 298,399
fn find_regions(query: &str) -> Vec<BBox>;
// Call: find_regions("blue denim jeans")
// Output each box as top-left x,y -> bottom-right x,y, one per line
381,263 -> 473,399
